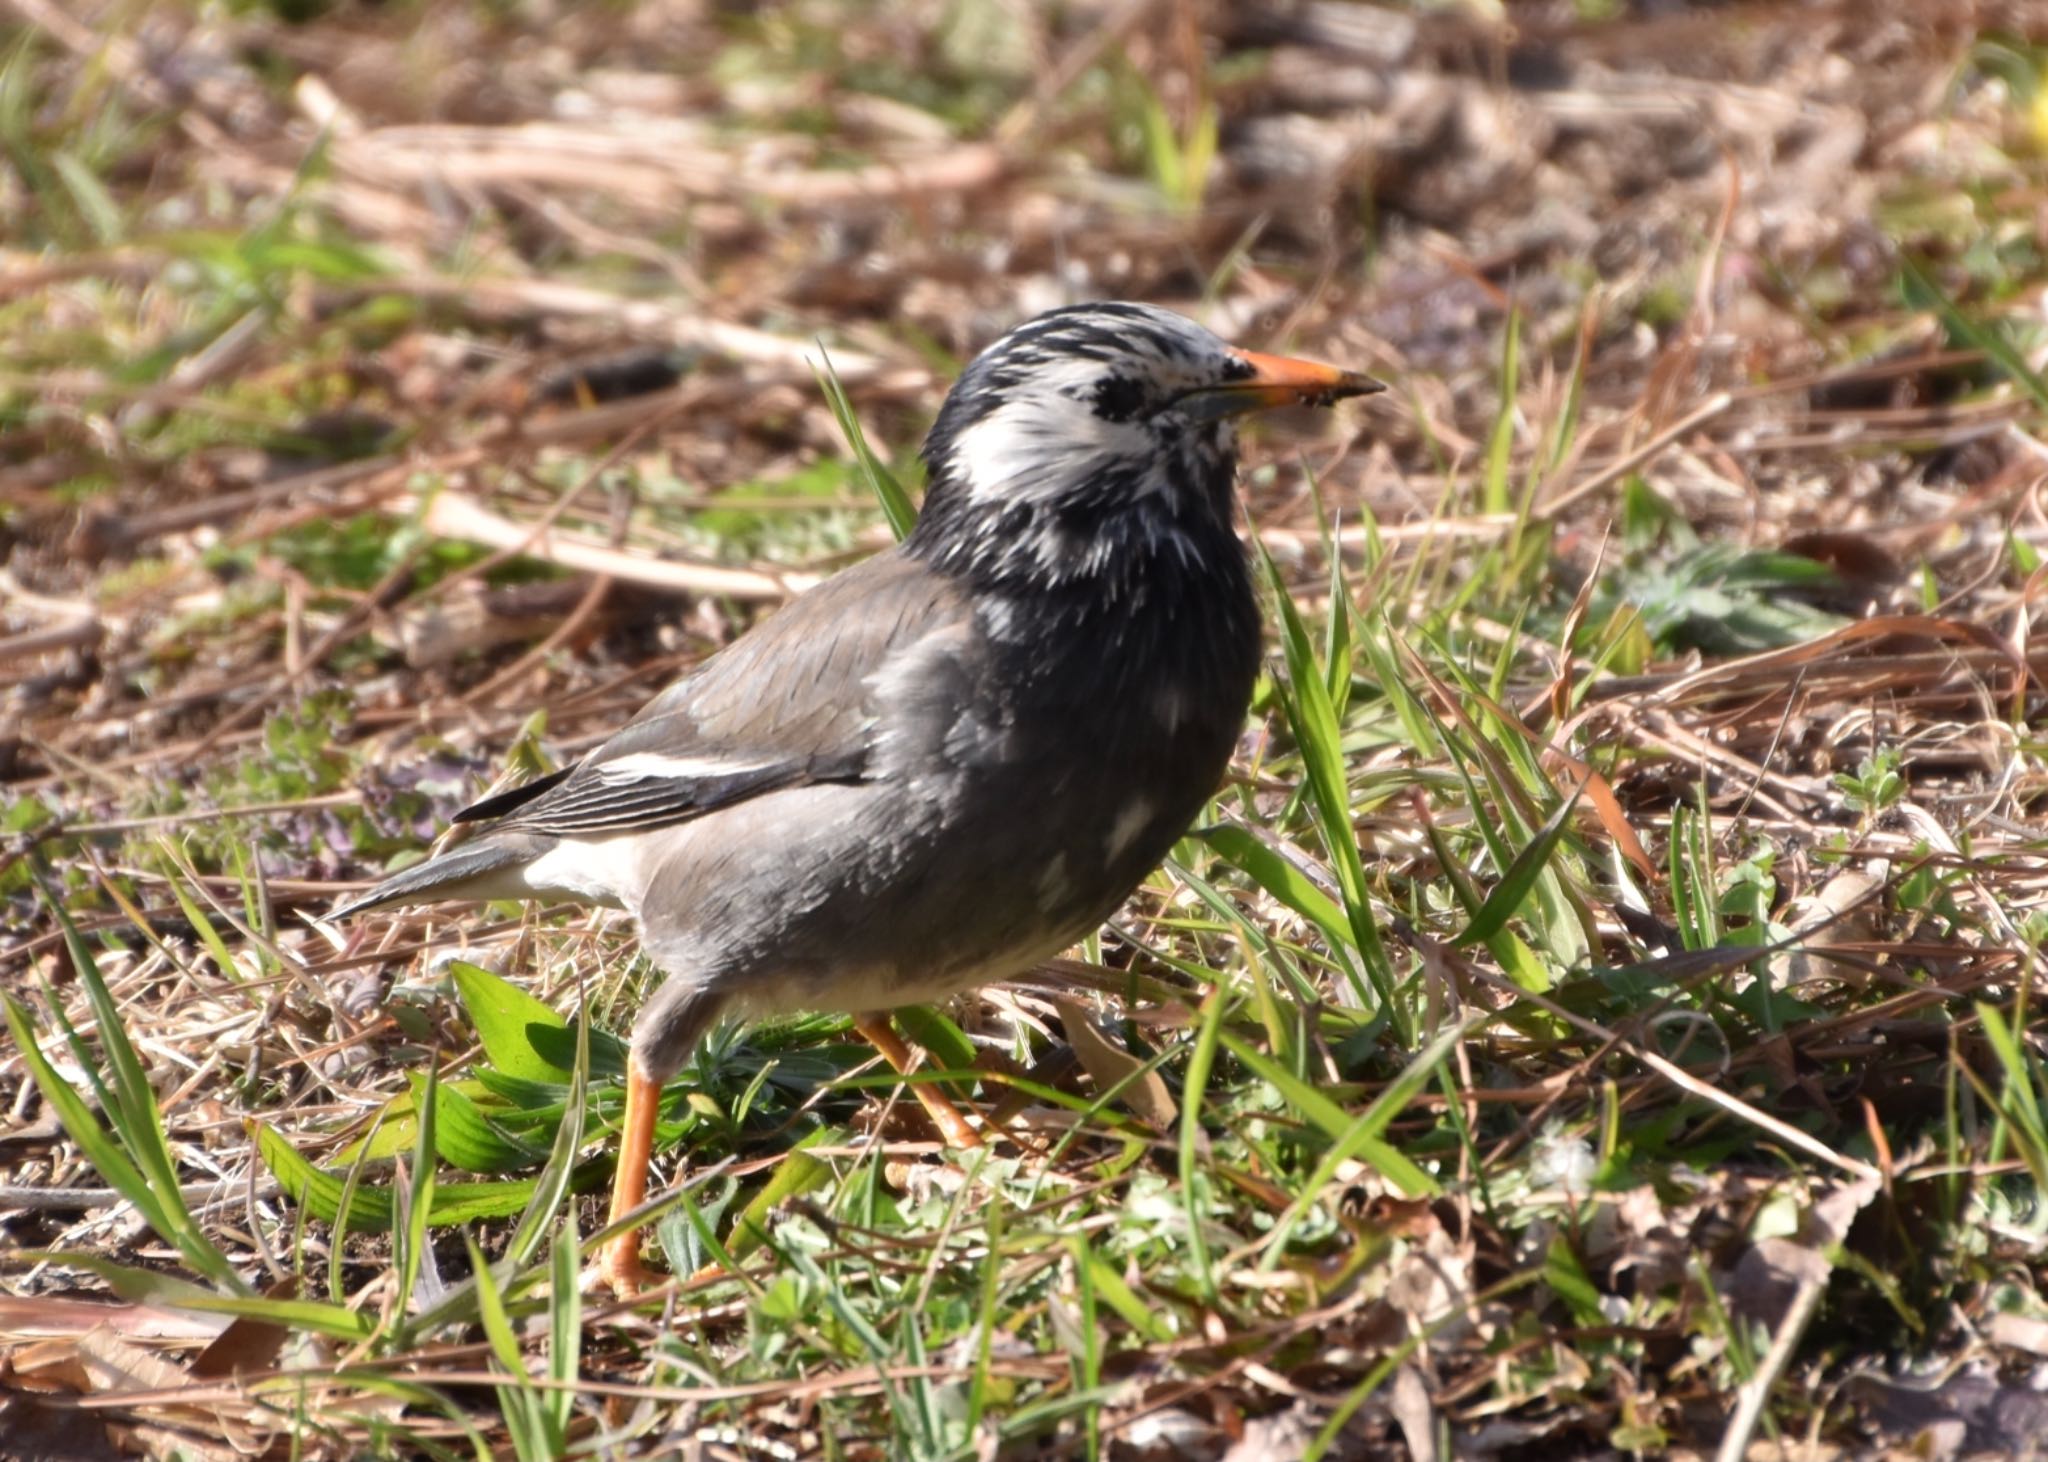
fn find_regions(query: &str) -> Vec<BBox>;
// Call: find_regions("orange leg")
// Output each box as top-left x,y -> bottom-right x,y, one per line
852,1013 -> 983,1150
599,1062 -> 661,1296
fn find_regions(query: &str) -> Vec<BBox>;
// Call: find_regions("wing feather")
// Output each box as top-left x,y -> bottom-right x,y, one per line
450,766 -> 574,824
462,550 -> 967,839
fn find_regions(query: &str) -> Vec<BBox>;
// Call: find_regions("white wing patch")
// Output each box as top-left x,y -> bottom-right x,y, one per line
1035,851 -> 1072,911
595,751 -> 774,782
1154,683 -> 1187,733
1105,798 -> 1157,863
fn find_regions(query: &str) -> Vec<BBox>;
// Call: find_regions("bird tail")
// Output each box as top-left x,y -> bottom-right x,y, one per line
329,831 -> 556,920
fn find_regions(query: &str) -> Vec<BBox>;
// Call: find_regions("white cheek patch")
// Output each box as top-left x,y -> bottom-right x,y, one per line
519,837 -> 641,907
952,397 -> 1147,507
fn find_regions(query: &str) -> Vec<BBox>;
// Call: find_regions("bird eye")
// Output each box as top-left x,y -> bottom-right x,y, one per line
1089,374 -> 1149,423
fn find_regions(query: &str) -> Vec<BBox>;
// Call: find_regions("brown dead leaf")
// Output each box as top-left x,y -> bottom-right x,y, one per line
0,1388 -> 118,1462
72,1329 -> 189,1398
0,1296 -> 225,1342
1988,1311 -> 2048,1359
189,1277 -> 297,1380
1051,996 -> 1177,1130
1771,865 -> 1887,991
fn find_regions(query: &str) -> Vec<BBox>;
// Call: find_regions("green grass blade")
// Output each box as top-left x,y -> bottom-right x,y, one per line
469,1235 -> 551,1462
1219,1030 -> 1435,1197
22,1251 -> 375,1340
1257,1019 -> 1466,1262
1177,986 -> 1230,1304
813,349 -> 917,539
891,1004 -> 977,1072
0,991 -> 251,1285
1076,1242 -> 1171,1343
1483,307 -> 1521,515
546,1225 -> 581,1443
392,1060 -> 440,1323
727,1134 -> 835,1262
3,996 -> 180,1249
1255,539 -> 1398,1020
1198,824 -> 1352,955
21,886 -> 244,1292
1453,780 -> 1585,948
158,847 -> 244,981
1902,255 -> 2048,414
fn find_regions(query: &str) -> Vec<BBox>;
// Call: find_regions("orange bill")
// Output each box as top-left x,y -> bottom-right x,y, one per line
1176,347 -> 1385,419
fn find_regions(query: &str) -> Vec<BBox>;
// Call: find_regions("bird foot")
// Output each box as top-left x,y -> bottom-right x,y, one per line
585,1251 -> 734,1302
584,1237 -> 665,1300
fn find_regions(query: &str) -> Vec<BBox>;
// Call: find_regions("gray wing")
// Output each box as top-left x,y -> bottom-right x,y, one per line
464,548 -> 970,838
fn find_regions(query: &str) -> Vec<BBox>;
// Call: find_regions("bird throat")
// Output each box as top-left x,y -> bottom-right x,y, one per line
914,491 -> 1256,726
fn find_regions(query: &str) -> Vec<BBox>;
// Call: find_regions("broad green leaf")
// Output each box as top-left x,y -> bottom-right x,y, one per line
261,1122 -> 397,1233
508,982 -> 591,1271
257,1123 -> 598,1233
472,1069 -> 573,1109
413,1075 -> 548,1174
337,1078 -> 519,1165
524,1021 -> 628,1080
449,962 -> 573,1083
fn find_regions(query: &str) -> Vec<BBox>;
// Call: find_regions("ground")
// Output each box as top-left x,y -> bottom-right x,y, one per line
3,1 -> 2048,1458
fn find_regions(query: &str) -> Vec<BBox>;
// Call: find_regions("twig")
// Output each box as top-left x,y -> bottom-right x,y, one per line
0,617 -> 101,663
1714,1263 -> 1828,1462
1535,391 -> 1733,519
0,1178 -> 280,1213
414,490 -> 818,601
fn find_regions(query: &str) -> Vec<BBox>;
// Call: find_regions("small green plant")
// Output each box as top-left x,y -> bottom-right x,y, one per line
1113,64 -> 1218,212
1834,747 -> 1905,816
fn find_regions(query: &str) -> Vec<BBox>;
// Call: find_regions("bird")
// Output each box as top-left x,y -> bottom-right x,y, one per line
332,301 -> 1382,1294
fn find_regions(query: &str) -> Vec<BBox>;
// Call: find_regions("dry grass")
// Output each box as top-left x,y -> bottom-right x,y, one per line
4,1 -> 2048,1457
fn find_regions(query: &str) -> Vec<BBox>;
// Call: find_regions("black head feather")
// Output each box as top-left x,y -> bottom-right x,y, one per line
910,303 -> 1252,592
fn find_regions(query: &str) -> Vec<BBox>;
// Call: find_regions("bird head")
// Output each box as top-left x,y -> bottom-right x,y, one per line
911,302 -> 1381,586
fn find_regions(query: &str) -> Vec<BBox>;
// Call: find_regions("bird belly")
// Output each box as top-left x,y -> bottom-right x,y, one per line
624,779 -> 1106,1011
